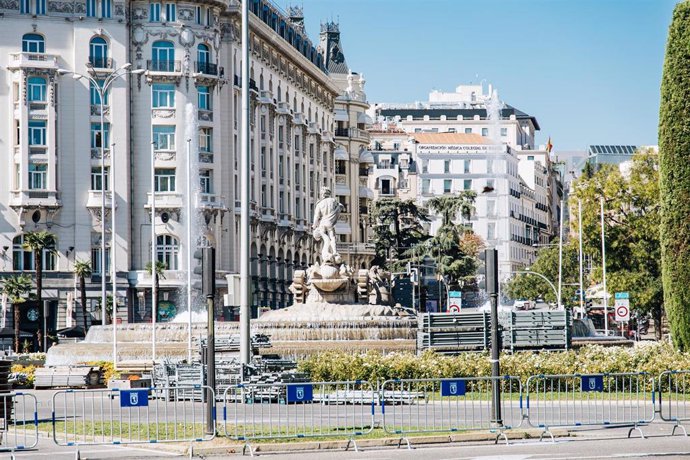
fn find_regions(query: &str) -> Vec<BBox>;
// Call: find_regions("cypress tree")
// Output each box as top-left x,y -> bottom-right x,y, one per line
660,1 -> 690,350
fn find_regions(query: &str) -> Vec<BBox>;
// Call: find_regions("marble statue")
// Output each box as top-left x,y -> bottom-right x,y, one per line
312,187 -> 343,264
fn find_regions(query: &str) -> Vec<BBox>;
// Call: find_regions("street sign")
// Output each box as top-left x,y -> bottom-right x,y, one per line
448,304 -> 461,313
449,291 -> 462,298
286,384 -> 313,403
614,292 -> 630,322
615,300 -> 630,322
447,291 -> 462,312
441,379 -> 466,397
581,375 -> 604,392
120,389 -> 149,407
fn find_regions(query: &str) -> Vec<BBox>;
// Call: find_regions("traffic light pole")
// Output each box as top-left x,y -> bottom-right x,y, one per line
485,249 -> 502,427
202,247 -> 216,436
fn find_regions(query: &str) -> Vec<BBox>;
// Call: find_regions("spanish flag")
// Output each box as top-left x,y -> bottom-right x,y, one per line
546,136 -> 553,153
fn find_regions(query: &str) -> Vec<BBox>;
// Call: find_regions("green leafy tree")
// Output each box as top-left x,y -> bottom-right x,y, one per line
369,199 -> 429,270
22,231 -> 56,351
659,1 -> 690,350
419,192 -> 481,288
73,260 -> 92,331
572,148 -> 663,338
3,275 -> 32,353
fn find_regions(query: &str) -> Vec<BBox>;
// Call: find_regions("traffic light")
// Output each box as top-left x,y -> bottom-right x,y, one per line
193,247 -> 216,296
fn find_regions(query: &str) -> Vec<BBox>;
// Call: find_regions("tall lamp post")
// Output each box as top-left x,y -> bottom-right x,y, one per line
57,64 -> 144,358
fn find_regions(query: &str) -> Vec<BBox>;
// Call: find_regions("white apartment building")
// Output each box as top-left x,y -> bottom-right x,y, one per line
368,85 -> 557,281
0,0 -> 346,332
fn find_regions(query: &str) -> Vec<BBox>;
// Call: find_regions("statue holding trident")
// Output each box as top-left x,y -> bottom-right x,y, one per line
312,187 -> 343,264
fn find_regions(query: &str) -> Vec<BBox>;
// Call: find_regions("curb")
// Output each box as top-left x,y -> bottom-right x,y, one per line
188,429 -> 570,456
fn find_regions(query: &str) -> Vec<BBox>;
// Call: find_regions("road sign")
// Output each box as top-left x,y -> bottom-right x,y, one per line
615,299 -> 630,322
120,389 -> 149,407
447,291 -> 461,313
449,291 -> 462,298
441,379 -> 466,397
581,375 -> 604,392
287,384 -> 313,403
448,304 -> 461,313
615,292 -> 629,300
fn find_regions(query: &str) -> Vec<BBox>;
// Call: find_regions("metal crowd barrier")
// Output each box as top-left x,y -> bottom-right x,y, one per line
0,392 -> 38,457
524,372 -> 655,440
223,380 -> 375,455
51,385 -> 215,456
657,370 -> 690,435
380,376 -> 523,448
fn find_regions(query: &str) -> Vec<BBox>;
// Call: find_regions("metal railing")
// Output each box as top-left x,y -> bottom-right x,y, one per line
0,392 -> 38,453
223,381 -> 375,455
147,60 -> 182,72
524,372 -> 655,441
195,61 -> 218,75
380,376 -> 522,448
51,386 -> 215,451
658,370 -> 690,435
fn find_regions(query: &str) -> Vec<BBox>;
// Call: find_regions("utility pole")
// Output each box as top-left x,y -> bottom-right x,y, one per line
486,248 -> 502,427
600,197 -> 609,336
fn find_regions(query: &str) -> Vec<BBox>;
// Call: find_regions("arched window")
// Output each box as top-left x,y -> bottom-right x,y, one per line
196,43 -> 215,75
22,33 -> 44,53
89,37 -> 109,68
12,234 -> 56,271
156,235 -> 179,270
197,43 -> 209,64
28,77 -> 46,102
151,41 -> 175,72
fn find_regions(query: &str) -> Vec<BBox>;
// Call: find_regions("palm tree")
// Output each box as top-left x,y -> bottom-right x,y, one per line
145,261 -> 167,321
22,231 -> 56,351
2,275 -> 32,353
73,260 -> 92,332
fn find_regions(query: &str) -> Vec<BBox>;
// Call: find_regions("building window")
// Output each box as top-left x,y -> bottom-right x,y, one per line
195,5 -> 203,24
101,0 -> 112,18
20,0 -> 29,14
157,235 -> 179,270
197,43 -> 209,63
464,128 -> 472,134
27,77 -> 46,102
154,168 -> 176,192
335,160 -> 346,175
152,83 -> 175,108
200,169 -> 212,194
13,235 -> 56,271
464,179 -> 472,190
28,120 -> 46,146
90,80 -> 108,106
34,0 -> 45,15
501,127 -> 508,137
151,40 -> 175,71
444,160 -> 450,174
421,159 -> 428,174
164,2 -> 176,22
89,36 -> 109,68
22,33 -> 45,53
153,125 -> 175,150
149,2 -> 161,21
199,128 -> 212,153
198,86 -> 210,110
380,178 -> 392,195
487,200 -> 496,217
482,128 -> 489,137
86,0 -> 96,16
443,179 -> 452,194
90,166 -> 110,191
90,122 -> 110,148
487,223 -> 496,240
527,155 -> 535,160
91,245 -> 110,275
486,179 -> 495,191
28,163 -> 47,189
487,159 -> 494,174
464,159 -> 471,173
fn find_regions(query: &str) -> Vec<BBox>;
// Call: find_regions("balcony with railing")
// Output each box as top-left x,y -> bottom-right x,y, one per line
195,61 -> 218,76
199,193 -> 227,210
147,60 -> 182,73
86,190 -> 113,210
9,189 -> 61,210
88,57 -> 113,70
336,242 -> 375,256
334,127 -> 348,137
8,52 -> 58,70
145,192 -> 183,209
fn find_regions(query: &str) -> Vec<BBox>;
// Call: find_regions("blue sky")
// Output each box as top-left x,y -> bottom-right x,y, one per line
280,0 -> 677,151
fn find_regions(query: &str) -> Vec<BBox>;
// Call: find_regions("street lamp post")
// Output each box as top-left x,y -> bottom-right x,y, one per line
57,64 -> 143,365
513,270 -> 559,305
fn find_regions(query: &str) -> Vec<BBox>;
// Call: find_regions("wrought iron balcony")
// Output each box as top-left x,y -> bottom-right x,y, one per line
195,61 -> 218,75
147,60 -> 181,72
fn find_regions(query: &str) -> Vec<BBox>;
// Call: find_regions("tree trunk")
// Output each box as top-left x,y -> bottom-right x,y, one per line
654,304 -> 663,341
80,275 -> 89,332
35,250 -> 43,352
13,303 -> 20,353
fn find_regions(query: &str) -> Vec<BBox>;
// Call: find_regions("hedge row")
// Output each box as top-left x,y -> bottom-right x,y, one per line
297,342 -> 690,383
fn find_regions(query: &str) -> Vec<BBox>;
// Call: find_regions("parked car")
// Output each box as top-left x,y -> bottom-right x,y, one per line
514,299 -> 533,310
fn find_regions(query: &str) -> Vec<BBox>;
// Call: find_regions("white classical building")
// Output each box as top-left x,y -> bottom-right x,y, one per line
0,0 -> 353,331
368,85 -> 558,280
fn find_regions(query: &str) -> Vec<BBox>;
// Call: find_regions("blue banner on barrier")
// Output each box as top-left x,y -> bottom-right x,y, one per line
286,384 -> 313,403
581,375 -> 604,392
120,389 -> 149,407
441,379 -> 466,397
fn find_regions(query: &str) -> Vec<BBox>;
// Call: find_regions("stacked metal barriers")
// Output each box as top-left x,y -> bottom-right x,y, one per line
0,392 -> 38,458
380,376 -> 523,448
658,370 -> 690,436
524,372 -> 655,440
223,380 -> 376,456
51,385 -> 215,457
